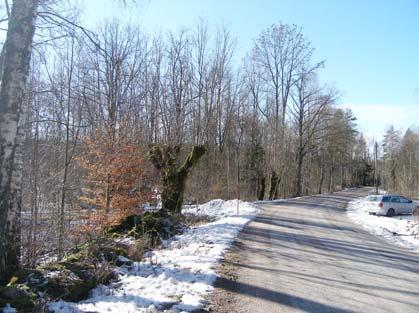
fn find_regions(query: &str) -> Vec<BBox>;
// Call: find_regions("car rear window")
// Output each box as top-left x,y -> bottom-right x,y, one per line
367,195 -> 378,202
382,196 -> 391,202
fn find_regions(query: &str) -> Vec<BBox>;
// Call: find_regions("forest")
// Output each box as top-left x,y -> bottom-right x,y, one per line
1,1 -> 415,311
380,126 -> 419,198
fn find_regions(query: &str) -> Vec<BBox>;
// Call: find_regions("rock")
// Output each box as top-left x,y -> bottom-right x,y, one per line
115,255 -> 133,267
0,238 -> 124,307
38,261 -> 114,302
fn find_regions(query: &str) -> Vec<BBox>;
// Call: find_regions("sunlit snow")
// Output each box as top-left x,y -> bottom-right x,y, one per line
49,200 -> 259,313
347,197 -> 419,251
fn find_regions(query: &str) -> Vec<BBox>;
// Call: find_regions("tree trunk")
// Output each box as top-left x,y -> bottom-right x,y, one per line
295,148 -> 304,197
0,0 -> 37,284
328,166 -> 334,193
150,145 -> 206,214
269,170 -> 278,200
318,164 -> 325,194
257,177 -> 265,201
58,41 -> 75,259
341,164 -> 345,189
28,105 -> 39,267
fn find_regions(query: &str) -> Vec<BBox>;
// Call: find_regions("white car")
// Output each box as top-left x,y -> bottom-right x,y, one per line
366,194 -> 418,217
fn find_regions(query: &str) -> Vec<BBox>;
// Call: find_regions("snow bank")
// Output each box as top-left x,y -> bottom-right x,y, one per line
49,200 -> 259,313
182,199 -> 243,219
347,197 -> 419,251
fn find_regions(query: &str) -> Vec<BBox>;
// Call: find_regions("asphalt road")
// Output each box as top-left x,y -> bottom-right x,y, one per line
205,188 -> 419,313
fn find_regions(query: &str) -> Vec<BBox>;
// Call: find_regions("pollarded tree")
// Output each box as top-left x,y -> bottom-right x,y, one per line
149,145 -> 206,213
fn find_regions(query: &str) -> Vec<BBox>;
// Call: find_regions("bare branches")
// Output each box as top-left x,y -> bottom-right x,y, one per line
7,11 -> 369,270
37,10 -> 103,52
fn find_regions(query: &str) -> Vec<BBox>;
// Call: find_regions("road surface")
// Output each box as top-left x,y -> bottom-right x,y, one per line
204,188 -> 419,313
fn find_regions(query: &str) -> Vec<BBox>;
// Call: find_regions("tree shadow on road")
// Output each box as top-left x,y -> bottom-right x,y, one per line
203,190 -> 419,312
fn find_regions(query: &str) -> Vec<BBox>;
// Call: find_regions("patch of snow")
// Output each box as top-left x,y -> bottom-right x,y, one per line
45,271 -> 61,279
49,200 -> 259,313
143,202 -> 161,212
347,197 -> 419,251
182,199 -> 234,218
2,304 -> 16,313
114,236 -> 136,246
116,255 -> 131,264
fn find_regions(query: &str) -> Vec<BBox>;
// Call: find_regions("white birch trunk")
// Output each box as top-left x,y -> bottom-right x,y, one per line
0,0 -> 37,283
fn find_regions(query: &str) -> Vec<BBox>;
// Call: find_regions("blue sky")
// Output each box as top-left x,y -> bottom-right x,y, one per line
82,0 -> 418,141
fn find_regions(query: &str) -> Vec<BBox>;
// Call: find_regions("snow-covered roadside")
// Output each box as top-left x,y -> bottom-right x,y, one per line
347,198 -> 419,251
49,200 -> 259,313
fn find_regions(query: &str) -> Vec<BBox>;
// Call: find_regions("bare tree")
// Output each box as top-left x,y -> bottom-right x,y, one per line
289,71 -> 336,196
252,23 -> 319,199
0,0 -> 38,283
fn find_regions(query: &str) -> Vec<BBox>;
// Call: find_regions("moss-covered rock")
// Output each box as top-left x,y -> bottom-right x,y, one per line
108,214 -> 143,233
43,273 -> 94,302
0,238 -> 128,308
36,259 -> 115,302
102,245 -> 129,262
36,245 -> 118,302
125,211 -> 179,246
64,238 -> 129,264
108,210 -> 180,247
5,241 -> 118,303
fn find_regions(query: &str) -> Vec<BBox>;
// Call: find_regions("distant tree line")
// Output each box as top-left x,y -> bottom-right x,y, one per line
380,126 -> 419,198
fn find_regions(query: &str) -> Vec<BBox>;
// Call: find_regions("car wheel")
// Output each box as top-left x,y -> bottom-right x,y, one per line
386,208 -> 395,217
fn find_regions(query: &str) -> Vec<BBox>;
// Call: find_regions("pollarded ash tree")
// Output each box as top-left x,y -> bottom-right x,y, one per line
149,145 -> 206,213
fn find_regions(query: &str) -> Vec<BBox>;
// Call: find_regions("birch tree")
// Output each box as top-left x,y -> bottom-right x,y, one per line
0,0 -> 38,283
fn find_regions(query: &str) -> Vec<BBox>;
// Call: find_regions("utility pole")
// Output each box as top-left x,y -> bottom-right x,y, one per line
374,142 -> 378,194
